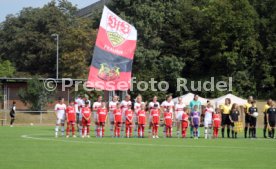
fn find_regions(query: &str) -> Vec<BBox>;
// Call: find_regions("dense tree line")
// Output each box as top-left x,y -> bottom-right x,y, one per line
108,0 -> 275,100
0,0 -> 275,100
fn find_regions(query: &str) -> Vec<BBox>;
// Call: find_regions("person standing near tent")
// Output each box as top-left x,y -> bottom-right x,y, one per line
203,101 -> 214,139
9,101 -> 16,127
189,95 -> 202,138
161,95 -> 175,137
175,97 -> 185,138
263,99 -> 272,138
243,96 -> 254,138
248,100 -> 258,138
267,101 -> 276,139
229,103 -> 240,138
220,98 -> 231,138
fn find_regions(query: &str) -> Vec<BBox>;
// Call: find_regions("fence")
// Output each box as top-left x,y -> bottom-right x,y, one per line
0,109 -> 266,128
0,110 -> 56,126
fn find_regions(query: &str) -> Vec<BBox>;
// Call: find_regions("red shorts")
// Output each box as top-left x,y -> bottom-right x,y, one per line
115,122 -> 121,126
99,122 -> 105,126
138,123 -> 145,125
126,121 -> 132,125
182,122 -> 188,128
82,118 -> 91,126
166,124 -> 172,128
67,121 -> 75,125
213,121 -> 220,128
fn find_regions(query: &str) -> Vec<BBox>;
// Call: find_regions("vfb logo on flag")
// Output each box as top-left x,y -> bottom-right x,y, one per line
106,12 -> 131,47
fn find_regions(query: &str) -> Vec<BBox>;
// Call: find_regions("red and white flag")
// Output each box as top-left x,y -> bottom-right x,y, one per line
87,6 -> 137,91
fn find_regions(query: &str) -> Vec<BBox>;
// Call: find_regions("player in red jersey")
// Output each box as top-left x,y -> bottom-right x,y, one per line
97,102 -> 108,138
164,108 -> 173,138
213,108 -> 221,138
151,104 -> 160,138
181,108 -> 189,138
113,103 -> 122,138
137,103 -> 146,138
93,95 -> 102,137
66,100 -> 76,138
125,106 -> 133,138
81,101 -> 92,138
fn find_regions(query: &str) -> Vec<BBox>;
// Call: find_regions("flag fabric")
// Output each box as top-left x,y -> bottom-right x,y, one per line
234,121 -> 243,133
87,6 -> 137,91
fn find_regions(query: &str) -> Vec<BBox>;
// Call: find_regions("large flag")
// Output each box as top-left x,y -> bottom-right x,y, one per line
87,6 -> 137,91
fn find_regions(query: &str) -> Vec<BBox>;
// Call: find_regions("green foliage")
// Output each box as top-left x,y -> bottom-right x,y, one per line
108,0 -> 275,99
18,76 -> 54,110
0,60 -> 16,77
0,0 -> 275,99
0,0 -> 94,78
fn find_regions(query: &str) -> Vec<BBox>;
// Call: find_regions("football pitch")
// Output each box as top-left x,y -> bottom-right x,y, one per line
0,126 -> 275,169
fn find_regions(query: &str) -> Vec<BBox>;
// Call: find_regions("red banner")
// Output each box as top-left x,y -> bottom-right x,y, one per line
87,6 -> 137,91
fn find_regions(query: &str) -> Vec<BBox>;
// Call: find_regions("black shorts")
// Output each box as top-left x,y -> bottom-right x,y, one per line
250,117 -> 257,126
10,113 -> 15,118
269,121 -> 276,127
264,114 -> 267,125
245,114 -> 251,124
221,114 -> 231,126
230,121 -> 238,127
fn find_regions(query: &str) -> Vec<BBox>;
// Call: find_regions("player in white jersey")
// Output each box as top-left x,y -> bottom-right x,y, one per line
175,97 -> 186,137
108,95 -> 119,137
93,95 -> 102,137
54,97 -> 67,137
83,97 -> 91,108
204,101 -> 214,139
161,95 -> 175,137
134,95 -> 145,137
75,95 -> 85,135
148,96 -> 160,135
120,95 -> 132,137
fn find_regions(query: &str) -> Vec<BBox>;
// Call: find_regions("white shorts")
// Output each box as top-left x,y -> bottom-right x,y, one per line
93,112 -> 98,123
57,113 -> 65,120
56,118 -> 65,124
133,114 -> 137,124
204,119 -> 212,128
108,112 -> 114,122
149,116 -> 152,124
122,113 -> 126,122
176,112 -> 184,121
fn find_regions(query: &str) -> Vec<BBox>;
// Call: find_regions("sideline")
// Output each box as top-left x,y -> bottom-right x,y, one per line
21,134 -> 276,150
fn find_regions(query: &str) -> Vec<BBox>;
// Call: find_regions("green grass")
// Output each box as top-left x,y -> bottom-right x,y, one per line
0,126 -> 275,169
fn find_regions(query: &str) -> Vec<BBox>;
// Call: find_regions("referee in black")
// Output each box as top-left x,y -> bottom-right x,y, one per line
10,101 -> 16,127
263,99 -> 272,138
248,100 -> 258,138
267,102 -> 276,139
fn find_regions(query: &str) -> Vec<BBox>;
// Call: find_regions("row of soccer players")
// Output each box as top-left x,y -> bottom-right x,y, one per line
55,95 -> 223,139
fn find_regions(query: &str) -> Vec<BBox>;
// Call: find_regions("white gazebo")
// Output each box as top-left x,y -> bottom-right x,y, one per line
211,93 -> 247,108
173,93 -> 208,105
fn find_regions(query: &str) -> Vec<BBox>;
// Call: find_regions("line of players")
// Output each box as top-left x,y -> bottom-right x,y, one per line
54,94 -> 276,139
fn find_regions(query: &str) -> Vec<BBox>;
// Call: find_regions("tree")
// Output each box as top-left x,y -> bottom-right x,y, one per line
18,77 -> 54,110
0,60 -> 16,77
0,0 -> 95,78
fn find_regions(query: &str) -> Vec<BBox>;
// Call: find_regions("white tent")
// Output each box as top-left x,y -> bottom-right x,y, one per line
211,93 -> 247,108
172,93 -> 208,105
